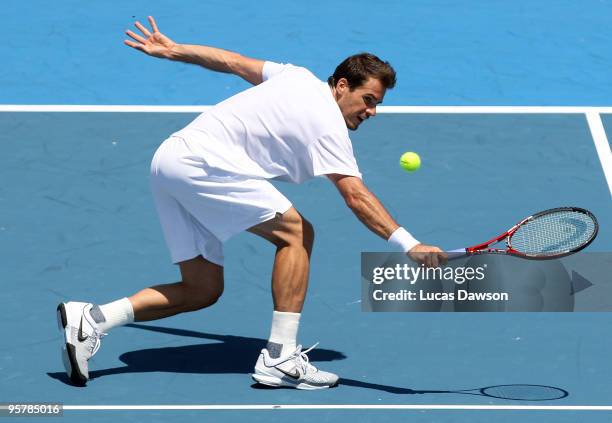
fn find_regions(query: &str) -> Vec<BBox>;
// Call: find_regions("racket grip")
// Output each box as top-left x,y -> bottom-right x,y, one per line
447,248 -> 468,260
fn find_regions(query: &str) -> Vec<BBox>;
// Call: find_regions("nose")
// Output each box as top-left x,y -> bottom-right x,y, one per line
366,106 -> 377,117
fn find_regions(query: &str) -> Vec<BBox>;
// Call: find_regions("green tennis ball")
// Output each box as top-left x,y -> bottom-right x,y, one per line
400,152 -> 421,172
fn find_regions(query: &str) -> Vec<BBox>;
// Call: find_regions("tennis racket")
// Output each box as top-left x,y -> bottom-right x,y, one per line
449,207 -> 598,259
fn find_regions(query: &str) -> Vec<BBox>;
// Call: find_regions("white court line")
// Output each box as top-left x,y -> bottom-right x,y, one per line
379,106 -> 612,114
586,112 -> 612,197
62,404 -> 612,411
1,105 -> 612,113
0,105 -> 213,113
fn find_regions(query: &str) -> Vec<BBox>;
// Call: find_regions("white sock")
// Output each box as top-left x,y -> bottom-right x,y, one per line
91,298 -> 134,333
267,310 -> 300,358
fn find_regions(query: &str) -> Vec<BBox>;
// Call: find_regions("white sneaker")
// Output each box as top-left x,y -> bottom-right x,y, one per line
56,302 -> 106,385
252,343 -> 339,390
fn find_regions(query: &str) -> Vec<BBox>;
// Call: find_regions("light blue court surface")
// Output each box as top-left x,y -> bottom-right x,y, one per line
2,0 -> 612,105
2,0 -> 612,422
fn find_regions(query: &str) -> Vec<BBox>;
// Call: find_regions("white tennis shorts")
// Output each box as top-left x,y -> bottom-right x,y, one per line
150,136 -> 292,266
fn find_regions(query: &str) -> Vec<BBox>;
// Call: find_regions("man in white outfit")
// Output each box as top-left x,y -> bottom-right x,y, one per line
57,16 -> 447,389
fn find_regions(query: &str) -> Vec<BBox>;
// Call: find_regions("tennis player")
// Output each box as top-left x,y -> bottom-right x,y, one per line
56,16 -> 447,389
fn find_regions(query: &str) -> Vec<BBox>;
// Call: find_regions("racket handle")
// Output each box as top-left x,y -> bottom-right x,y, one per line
447,248 -> 468,260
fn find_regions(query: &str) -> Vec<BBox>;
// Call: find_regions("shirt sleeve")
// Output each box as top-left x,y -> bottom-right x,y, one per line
262,61 -> 293,81
309,133 -> 362,178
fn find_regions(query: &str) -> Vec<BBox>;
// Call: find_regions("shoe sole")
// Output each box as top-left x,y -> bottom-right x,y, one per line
56,304 -> 87,386
251,373 -> 338,390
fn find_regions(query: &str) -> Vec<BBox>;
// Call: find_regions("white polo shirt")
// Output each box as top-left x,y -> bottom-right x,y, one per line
172,61 -> 361,183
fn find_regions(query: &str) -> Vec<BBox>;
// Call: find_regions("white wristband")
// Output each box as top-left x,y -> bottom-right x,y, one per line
388,227 -> 420,252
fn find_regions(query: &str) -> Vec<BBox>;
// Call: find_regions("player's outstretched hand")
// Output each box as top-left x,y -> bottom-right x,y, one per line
124,16 -> 177,59
408,244 -> 448,267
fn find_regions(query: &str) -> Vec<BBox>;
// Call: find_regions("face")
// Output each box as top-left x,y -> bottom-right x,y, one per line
333,77 -> 386,130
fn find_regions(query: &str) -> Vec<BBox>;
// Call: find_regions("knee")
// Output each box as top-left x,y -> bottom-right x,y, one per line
181,278 -> 224,311
301,218 -> 315,250
251,208 -> 315,252
178,256 -> 224,311
282,214 -> 314,251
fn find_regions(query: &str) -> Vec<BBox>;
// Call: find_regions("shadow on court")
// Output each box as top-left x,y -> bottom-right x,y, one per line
47,324 -> 569,401
252,380 -> 570,402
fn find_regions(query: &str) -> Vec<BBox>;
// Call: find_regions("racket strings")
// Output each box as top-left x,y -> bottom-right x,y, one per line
510,210 -> 596,255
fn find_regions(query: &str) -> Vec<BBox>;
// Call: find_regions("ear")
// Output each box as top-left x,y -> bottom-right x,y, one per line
336,77 -> 350,95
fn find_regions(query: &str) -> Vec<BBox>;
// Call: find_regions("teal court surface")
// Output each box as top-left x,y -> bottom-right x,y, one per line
0,107 -> 611,423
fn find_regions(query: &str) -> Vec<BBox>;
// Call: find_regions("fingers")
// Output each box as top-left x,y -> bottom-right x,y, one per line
124,39 -> 144,51
134,21 -> 152,37
124,17 -> 160,50
429,250 -> 448,267
428,253 -> 439,268
126,29 -> 147,44
148,16 -> 159,33
408,252 -> 434,267
408,246 -> 448,268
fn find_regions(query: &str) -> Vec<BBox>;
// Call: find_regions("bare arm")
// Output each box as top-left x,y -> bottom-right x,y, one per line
328,174 -> 447,266
124,16 -> 265,85
327,174 -> 400,239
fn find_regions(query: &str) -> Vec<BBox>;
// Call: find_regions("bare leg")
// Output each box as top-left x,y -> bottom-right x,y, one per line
128,255 -> 224,321
248,207 -> 314,312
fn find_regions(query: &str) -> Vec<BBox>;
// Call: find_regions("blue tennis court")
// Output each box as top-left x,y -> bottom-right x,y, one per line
1,1 -> 612,422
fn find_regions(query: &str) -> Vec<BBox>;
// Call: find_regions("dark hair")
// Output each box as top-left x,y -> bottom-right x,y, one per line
328,53 -> 396,90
